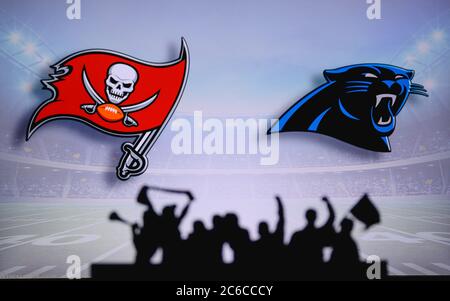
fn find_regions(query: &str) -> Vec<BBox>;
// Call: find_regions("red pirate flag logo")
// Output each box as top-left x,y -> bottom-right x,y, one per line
27,38 -> 189,180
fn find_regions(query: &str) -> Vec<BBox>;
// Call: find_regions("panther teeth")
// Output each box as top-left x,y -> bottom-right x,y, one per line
377,116 -> 392,125
375,94 -> 397,108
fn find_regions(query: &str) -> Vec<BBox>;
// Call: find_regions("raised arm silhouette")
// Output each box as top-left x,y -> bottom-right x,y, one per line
177,198 -> 192,225
253,196 -> 286,278
99,189 -> 386,280
134,186 -> 160,265
160,195 -> 194,266
288,196 -> 336,276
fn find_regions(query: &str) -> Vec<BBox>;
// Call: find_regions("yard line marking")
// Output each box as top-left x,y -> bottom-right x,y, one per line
0,266 -> 26,278
432,263 -> 450,272
402,263 -> 438,275
413,205 -> 450,212
379,205 -> 450,218
0,209 -> 71,221
0,210 -> 103,231
80,242 -> 131,273
23,266 -> 56,278
0,206 -> 57,215
387,265 -> 407,276
0,221 -> 105,252
379,225 -> 450,246
384,213 -> 450,226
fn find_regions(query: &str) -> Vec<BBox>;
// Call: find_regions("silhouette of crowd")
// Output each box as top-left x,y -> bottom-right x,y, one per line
106,186 -> 385,280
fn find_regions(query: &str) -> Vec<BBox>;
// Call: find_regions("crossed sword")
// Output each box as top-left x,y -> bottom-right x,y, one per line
81,69 -> 160,180
81,70 -> 158,127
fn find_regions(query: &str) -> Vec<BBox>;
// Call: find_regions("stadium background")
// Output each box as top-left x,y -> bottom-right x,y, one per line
0,0 -> 449,278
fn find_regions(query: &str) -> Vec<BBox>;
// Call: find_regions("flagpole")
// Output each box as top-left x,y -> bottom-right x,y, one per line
116,130 -> 157,180
116,38 -> 189,181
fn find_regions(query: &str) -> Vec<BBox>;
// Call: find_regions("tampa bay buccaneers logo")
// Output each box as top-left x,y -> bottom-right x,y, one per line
26,38 -> 189,180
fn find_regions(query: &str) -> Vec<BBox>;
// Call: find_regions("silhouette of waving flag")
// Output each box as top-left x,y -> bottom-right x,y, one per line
350,194 -> 380,229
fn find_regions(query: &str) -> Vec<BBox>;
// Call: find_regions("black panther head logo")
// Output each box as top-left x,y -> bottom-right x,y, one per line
269,64 -> 428,152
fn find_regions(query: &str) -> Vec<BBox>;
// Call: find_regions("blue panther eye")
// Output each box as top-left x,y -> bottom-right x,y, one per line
395,75 -> 406,80
364,73 -> 378,79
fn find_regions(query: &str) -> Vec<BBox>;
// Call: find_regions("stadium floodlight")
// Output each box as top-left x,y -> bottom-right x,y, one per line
423,79 -> 436,90
40,55 -> 53,65
431,30 -> 445,42
20,81 -> 33,93
405,54 -> 416,65
417,40 -> 431,54
24,42 -> 36,55
8,31 -> 21,44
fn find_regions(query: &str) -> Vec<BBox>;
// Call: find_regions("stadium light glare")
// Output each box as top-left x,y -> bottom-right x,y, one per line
20,81 -> 33,93
424,79 -> 436,90
8,31 -> 21,44
24,42 -> 36,55
431,30 -> 445,42
41,55 -> 53,66
417,40 -> 430,54
405,54 -> 416,64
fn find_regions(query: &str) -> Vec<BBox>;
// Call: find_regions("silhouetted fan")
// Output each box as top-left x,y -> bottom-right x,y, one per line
109,211 -> 131,225
92,187 -> 387,280
330,217 -> 361,274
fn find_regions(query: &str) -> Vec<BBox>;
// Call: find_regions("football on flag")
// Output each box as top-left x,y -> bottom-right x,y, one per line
97,103 -> 124,122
